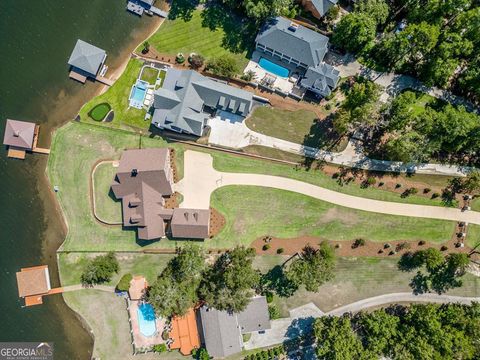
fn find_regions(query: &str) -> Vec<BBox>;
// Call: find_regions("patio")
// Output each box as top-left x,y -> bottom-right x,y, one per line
243,51 -> 301,94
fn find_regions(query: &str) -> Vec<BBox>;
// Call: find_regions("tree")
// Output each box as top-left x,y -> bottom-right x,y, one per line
383,130 -> 431,163
422,248 -> 444,272
354,0 -> 389,25
286,242 -> 335,292
460,170 -> 480,194
206,55 -> 239,78
314,316 -> 365,360
142,41 -> 150,54
332,13 -> 376,53
147,245 -> 205,317
189,53 -> 205,69
199,246 -> 260,313
81,252 -> 119,285
356,310 -> 399,356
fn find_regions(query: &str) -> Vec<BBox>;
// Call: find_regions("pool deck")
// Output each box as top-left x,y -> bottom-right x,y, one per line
128,299 -> 166,349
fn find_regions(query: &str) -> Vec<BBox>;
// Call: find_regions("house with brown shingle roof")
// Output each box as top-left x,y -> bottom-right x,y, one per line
112,148 -> 209,240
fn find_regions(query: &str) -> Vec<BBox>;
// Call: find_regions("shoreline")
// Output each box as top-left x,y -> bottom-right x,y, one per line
40,15 -> 165,358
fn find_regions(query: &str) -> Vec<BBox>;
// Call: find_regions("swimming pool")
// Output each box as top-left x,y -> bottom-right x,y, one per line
129,80 -> 148,109
259,57 -> 290,78
137,303 -> 157,337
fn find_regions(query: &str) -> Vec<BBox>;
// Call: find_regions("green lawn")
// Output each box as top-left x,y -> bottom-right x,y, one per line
245,107 -> 344,150
143,9 -> 252,72
467,224 -> 480,248
89,103 -> 111,121
58,252 -> 174,286
211,186 -> 454,246
92,162 -> 122,224
140,66 -> 159,85
48,122 -> 458,252
78,59 -> 149,131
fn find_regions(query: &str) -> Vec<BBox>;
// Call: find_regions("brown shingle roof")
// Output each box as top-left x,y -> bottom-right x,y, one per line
171,208 -> 210,239
16,266 -> 51,298
3,119 -> 35,150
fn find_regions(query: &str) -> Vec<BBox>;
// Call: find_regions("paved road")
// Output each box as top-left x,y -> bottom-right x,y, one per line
244,293 -> 480,350
175,150 -> 480,224
208,117 -> 471,176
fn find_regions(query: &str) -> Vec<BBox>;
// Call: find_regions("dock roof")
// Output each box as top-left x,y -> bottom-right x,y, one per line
3,119 -> 35,150
16,265 -> 51,298
68,39 -> 106,76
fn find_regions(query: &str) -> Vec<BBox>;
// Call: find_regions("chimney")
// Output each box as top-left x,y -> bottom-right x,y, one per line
13,130 -> 20,137
131,169 -> 138,177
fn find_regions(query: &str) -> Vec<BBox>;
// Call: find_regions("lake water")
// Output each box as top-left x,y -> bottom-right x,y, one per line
0,0 -> 160,358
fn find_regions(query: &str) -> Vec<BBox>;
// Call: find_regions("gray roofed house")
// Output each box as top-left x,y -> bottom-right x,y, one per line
68,39 -> 107,77
199,296 -> 271,358
300,62 -> 340,97
255,17 -> 329,69
301,0 -> 339,18
152,69 -> 254,136
3,119 -> 36,150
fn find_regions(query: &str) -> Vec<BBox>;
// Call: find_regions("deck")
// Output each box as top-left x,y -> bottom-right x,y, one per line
69,70 -> 87,84
32,125 -> 50,154
7,147 -> 26,159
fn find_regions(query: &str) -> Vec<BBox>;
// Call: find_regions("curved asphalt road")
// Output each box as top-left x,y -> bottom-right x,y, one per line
176,150 -> 480,225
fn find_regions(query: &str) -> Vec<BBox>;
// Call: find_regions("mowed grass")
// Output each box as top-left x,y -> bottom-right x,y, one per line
211,186 -> 454,247
92,162 -> 122,224
245,107 -> 345,150
78,59 -> 149,131
58,252 -> 174,286
139,66 -> 159,85
89,103 -> 111,121
144,10 -> 251,72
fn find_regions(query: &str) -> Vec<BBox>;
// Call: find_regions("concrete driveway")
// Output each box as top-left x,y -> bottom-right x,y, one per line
174,150 -> 480,224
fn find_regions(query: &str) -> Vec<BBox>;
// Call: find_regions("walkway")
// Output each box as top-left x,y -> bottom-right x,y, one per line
175,150 -> 480,224
244,293 -> 480,350
208,118 -> 471,176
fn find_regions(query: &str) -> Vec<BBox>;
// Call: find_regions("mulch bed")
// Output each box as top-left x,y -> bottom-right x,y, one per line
209,207 -> 225,238
170,148 -> 179,182
251,231 -> 472,258
164,192 -> 181,209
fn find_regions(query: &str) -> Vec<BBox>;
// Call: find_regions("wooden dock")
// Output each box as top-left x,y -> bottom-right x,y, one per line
7,147 -> 26,159
69,70 -> 87,84
96,75 -> 114,86
32,125 -> 50,154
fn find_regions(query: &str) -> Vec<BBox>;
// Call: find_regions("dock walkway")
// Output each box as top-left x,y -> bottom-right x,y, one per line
96,76 -> 114,86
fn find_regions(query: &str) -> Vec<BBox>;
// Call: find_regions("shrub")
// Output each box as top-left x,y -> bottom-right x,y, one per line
423,188 -> 432,194
141,41 -> 150,54
188,53 -> 205,69
206,55 -> 239,78
276,247 -> 284,254
441,245 -> 448,251
162,330 -> 170,341
431,192 -> 440,199
265,292 -> 274,303
262,244 -> 271,251
395,183 -> 402,189
418,240 -> 426,246
196,348 -> 210,360
241,70 -> 256,82
153,344 -> 167,353
384,243 -> 391,249
366,177 -> 376,185
268,304 -> 280,320
378,249 -> 384,254
395,242 -> 411,252
175,53 -> 185,64
352,238 -> 366,248
389,250 -> 396,256
116,273 -> 132,292
378,181 -> 384,186
81,252 -> 118,285
325,103 -> 332,110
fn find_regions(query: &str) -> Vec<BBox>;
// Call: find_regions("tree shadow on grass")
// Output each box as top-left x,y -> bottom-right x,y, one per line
168,0 -> 198,21
261,265 -> 298,298
200,3 -> 256,56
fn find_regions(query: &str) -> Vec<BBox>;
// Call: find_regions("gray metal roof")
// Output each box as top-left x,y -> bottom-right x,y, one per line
68,39 -> 106,76
152,69 -> 253,136
199,306 -> 243,358
199,296 -> 270,358
300,62 -> 340,95
255,17 -> 329,67
311,0 -> 338,17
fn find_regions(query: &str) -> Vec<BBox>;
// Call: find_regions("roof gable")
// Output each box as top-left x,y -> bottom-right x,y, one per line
311,0 -> 338,17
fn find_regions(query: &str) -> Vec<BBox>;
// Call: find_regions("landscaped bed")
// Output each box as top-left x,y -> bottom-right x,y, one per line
89,103 -> 111,121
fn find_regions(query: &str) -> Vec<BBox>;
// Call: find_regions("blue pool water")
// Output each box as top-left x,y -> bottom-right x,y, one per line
137,303 -> 157,337
129,80 -> 148,109
259,57 -> 289,78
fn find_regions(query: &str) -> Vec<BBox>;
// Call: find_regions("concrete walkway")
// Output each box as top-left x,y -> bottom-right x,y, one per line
244,293 -> 480,350
208,117 -> 471,176
175,150 -> 480,224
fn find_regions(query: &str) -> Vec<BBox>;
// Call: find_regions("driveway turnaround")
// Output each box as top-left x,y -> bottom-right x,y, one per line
244,293 -> 480,350
175,150 -> 480,224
